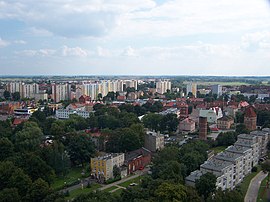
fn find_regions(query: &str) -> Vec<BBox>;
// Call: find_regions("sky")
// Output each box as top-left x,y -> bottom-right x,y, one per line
1,0 -> 270,76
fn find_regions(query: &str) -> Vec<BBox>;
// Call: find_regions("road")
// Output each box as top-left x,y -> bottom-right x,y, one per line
245,171 -> 268,202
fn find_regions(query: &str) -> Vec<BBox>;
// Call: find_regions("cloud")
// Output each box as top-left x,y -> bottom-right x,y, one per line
122,46 -> 137,57
0,38 -> 9,47
18,49 -> 56,56
241,31 -> 270,51
62,45 -> 88,57
97,46 -> 111,57
14,40 -> 27,44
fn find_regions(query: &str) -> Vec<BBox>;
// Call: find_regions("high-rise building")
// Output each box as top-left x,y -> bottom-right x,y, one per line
156,80 -> 171,94
22,83 -> 39,98
51,84 -> 68,102
186,83 -> 197,97
212,84 -> 222,97
125,80 -> 138,90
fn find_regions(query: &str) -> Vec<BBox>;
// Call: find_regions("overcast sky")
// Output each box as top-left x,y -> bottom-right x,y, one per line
1,0 -> 270,76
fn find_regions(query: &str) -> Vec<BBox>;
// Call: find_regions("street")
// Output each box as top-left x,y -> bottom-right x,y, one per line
245,171 -> 268,202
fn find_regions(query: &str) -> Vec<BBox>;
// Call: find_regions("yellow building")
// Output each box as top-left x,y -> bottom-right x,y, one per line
91,153 -> 124,180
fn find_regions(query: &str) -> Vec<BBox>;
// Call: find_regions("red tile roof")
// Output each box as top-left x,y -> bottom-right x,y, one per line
244,106 -> 257,117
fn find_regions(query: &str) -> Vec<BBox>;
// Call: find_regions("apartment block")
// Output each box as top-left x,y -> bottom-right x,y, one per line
185,129 -> 269,190
91,153 -> 125,180
144,131 -> 165,152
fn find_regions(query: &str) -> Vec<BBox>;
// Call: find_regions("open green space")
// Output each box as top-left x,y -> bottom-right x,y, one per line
257,174 -> 269,202
51,167 -> 89,190
210,146 -> 227,154
65,183 -> 102,200
239,166 -> 261,196
111,188 -> 124,196
118,176 -> 143,188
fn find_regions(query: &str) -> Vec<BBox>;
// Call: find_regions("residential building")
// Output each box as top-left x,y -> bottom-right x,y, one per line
91,153 -> 125,180
179,118 -> 196,132
125,80 -> 138,90
144,131 -> 165,152
125,147 -> 152,175
212,84 -> 222,97
185,130 -> 268,190
186,82 -> 197,97
51,83 -> 68,102
55,109 -> 90,119
199,107 -> 223,123
156,80 -> 171,94
217,116 -> 234,130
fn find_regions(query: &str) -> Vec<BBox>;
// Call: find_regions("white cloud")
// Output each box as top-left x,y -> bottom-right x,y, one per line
122,46 -> 137,57
97,46 -> 111,57
18,49 -> 56,56
62,45 -> 88,57
241,31 -> 270,50
14,40 -> 27,44
0,38 -> 9,47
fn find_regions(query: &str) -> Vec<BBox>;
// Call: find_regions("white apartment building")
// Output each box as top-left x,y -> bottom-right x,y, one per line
156,80 -> 171,94
22,83 -> 39,98
55,109 -> 90,119
199,107 -> 223,123
185,128 -> 270,190
125,80 -> 138,90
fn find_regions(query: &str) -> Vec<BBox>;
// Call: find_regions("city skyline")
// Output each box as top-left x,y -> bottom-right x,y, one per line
1,0 -> 270,76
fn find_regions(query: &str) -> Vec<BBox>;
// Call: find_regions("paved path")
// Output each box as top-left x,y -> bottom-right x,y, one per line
245,171 -> 268,202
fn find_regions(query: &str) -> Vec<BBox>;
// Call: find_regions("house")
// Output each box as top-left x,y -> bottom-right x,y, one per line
144,131 -> 164,152
125,147 -> 151,175
217,116 -> 234,130
199,107 -> 223,123
244,106 -> 257,130
179,118 -> 196,132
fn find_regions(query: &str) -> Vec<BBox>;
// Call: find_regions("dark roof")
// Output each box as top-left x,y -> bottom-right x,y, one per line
125,147 -> 151,162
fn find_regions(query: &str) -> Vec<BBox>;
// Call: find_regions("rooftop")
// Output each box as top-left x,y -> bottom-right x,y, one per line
225,145 -> 251,154
201,159 -> 233,173
215,151 -> 242,162
93,153 -> 124,161
185,170 -> 203,182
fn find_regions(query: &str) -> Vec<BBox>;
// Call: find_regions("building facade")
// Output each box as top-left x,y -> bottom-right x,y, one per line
144,131 -> 165,152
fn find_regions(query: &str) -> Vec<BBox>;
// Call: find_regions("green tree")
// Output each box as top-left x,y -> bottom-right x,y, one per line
3,90 -> 11,100
261,160 -> 270,173
8,168 -> 32,198
155,182 -> 187,202
11,92 -> 20,101
14,121 -> 43,152
195,172 -> 217,200
67,133 -> 95,166
142,113 -> 163,131
0,137 -> 14,161
236,123 -> 249,134
27,178 -> 51,202
0,188 -> 21,202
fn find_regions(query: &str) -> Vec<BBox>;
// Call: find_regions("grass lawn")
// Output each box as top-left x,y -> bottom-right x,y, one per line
112,188 -> 123,196
210,146 -> 227,154
239,166 -> 261,196
257,174 -> 269,202
51,167 -> 89,190
118,176 -> 143,188
103,186 -> 119,192
65,183 -> 102,200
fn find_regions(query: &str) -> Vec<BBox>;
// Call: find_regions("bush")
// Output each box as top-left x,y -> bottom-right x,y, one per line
251,167 -> 257,172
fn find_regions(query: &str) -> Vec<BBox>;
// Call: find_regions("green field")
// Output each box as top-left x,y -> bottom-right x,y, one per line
51,167 -> 89,190
239,166 -> 261,196
257,174 -> 269,202
118,176 -> 143,188
103,186 -> 119,192
65,183 -> 102,200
